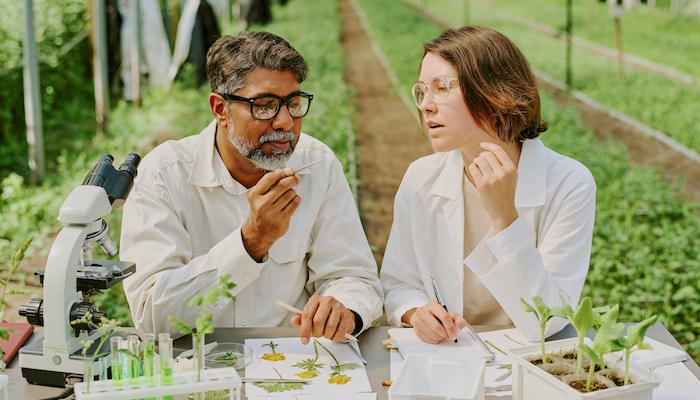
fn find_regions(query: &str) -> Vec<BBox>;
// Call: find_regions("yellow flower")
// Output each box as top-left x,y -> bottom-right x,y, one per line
262,353 -> 286,361
295,371 -> 318,379
328,374 -> 351,385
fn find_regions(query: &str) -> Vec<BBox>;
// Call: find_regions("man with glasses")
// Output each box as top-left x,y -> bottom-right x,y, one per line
121,31 -> 383,344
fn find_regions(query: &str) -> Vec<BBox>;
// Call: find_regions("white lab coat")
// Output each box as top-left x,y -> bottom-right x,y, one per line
121,121 -> 383,336
381,138 -> 596,341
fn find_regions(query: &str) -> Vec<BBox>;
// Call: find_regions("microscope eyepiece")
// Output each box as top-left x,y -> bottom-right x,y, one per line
83,153 -> 141,208
118,152 -> 141,179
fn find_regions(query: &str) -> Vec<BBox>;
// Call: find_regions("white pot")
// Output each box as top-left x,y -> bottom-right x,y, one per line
507,338 -> 663,400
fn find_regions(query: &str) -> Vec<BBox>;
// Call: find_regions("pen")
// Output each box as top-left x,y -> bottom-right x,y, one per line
274,299 -> 358,342
430,276 -> 458,343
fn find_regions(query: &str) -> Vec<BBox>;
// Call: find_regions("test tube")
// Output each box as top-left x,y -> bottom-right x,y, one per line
158,333 -> 174,386
159,333 -> 174,400
127,335 -> 141,385
110,336 -> 124,386
143,333 -> 156,384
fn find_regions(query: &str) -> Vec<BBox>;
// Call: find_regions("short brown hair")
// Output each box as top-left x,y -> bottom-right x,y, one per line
206,31 -> 308,94
423,26 -> 547,142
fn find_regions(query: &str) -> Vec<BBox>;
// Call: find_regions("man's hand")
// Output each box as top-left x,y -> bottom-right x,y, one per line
242,168 -> 301,261
290,294 -> 356,344
405,302 -> 467,344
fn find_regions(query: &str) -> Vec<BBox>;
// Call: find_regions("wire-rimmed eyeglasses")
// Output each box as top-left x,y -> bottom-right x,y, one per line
218,92 -> 314,120
411,77 -> 458,108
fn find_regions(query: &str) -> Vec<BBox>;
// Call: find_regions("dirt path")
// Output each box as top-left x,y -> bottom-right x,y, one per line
340,0 -> 434,267
542,82 -> 700,203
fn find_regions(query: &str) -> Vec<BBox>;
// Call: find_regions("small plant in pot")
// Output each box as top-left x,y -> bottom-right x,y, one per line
508,296 -> 663,400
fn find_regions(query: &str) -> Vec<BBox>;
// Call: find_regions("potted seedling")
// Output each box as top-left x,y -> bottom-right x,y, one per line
519,296 -> 572,364
508,296 -> 663,400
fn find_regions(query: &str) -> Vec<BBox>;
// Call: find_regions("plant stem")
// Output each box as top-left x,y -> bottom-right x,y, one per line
314,339 -> 342,374
586,362 -> 595,392
624,348 -> 631,385
540,325 -> 547,364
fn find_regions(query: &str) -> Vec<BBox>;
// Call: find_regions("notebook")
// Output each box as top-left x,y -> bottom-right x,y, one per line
388,327 -> 495,364
0,322 -> 34,365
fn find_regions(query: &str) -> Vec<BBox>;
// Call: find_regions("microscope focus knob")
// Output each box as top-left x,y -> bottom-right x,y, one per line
18,298 -> 44,326
70,302 -> 107,331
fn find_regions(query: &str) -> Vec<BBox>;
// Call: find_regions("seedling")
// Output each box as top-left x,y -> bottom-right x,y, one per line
71,312 -> 125,393
618,315 -> 658,385
520,296 -> 572,364
169,274 -> 236,381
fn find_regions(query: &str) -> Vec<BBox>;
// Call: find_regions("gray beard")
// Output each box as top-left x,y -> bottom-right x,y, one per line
228,128 -> 296,171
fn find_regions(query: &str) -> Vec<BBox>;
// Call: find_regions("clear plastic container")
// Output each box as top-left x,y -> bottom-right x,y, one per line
204,343 -> 254,370
388,354 -> 486,400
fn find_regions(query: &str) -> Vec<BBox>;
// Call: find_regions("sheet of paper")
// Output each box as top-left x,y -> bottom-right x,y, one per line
388,328 -> 495,362
651,361 -> 700,399
245,337 -> 372,397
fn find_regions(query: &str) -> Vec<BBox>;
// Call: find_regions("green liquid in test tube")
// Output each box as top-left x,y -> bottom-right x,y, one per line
143,333 -> 156,384
159,333 -> 174,400
127,335 -> 141,385
110,336 -> 124,386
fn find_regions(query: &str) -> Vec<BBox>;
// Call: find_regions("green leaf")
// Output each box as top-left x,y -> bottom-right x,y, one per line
253,381 -> 307,393
626,315 -> 658,347
335,363 -> 361,372
571,297 -> 595,336
292,358 -> 325,372
188,294 -> 203,308
520,298 -> 536,315
580,343 -> 602,365
550,304 -> 574,319
168,317 -> 193,335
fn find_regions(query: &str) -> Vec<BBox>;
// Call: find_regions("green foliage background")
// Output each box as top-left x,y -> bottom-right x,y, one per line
0,0 -> 698,365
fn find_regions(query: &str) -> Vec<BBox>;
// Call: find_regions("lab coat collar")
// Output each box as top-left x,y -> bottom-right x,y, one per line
429,138 -> 547,208
189,120 -> 307,190
515,138 -> 547,208
430,150 -> 464,201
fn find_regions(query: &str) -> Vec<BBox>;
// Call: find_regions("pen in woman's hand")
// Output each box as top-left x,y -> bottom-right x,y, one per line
430,276 -> 458,343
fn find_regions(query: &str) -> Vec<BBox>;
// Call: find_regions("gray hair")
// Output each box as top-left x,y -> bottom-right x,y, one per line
206,31 -> 308,94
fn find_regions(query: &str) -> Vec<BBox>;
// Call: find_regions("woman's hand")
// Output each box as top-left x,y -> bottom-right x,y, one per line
468,142 -> 519,233
404,302 -> 467,344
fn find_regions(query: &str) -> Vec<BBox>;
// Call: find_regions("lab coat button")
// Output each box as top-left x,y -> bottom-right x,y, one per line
298,247 -> 304,254
243,273 -> 251,280
241,320 -> 248,326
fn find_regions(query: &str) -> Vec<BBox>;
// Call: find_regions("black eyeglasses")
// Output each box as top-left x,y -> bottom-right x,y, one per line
218,92 -> 314,120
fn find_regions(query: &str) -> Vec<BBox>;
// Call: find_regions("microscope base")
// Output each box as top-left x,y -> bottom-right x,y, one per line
19,334 -> 109,388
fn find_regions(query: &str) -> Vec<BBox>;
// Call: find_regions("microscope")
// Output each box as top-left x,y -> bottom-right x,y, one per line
18,153 -> 141,387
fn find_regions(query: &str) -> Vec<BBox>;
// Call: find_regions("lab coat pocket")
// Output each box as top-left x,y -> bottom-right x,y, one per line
268,231 -> 311,264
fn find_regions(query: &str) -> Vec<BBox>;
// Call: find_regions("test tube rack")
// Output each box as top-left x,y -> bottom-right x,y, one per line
73,367 -> 241,400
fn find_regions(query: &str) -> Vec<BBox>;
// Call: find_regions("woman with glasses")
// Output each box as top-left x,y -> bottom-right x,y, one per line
121,31 -> 383,343
381,26 -> 596,343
